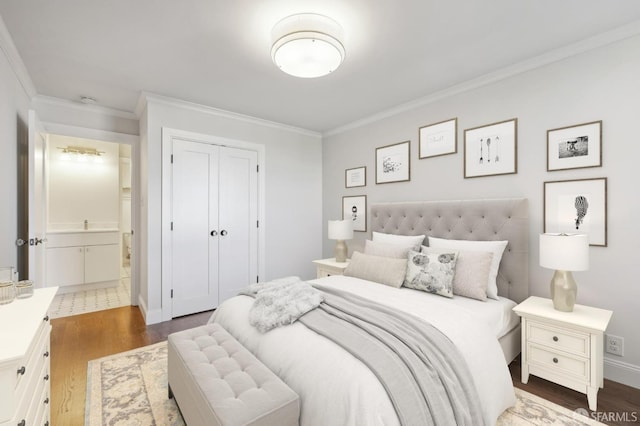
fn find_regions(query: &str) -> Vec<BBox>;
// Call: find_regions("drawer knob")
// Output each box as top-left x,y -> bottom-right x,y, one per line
44,351 -> 50,358
44,397 -> 49,405
553,336 -> 559,342
17,366 -> 26,375
44,374 -> 50,381
44,315 -> 49,322
18,420 -> 26,426
553,357 -> 559,364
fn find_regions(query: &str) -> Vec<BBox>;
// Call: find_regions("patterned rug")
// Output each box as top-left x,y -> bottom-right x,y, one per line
86,342 -> 605,426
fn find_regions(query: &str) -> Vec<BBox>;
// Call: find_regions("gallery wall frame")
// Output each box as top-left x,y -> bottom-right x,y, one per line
342,195 -> 367,232
419,117 -> 457,159
464,118 -> 517,178
547,120 -> 602,171
543,177 -> 607,247
376,141 -> 410,184
345,166 -> 366,188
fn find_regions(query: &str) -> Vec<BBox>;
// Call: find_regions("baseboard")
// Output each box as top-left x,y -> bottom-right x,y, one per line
137,294 -> 163,325
605,357 -> 640,389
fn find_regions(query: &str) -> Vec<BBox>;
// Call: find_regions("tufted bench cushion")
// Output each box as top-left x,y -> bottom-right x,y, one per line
168,323 -> 300,426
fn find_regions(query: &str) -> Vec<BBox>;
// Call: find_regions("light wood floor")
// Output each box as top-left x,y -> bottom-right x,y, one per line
50,306 -> 640,426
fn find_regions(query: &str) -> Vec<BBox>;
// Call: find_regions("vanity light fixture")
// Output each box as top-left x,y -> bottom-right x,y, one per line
58,146 -> 105,156
271,13 -> 346,78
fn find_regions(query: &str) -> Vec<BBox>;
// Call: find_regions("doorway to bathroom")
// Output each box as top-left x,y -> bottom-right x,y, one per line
42,134 -> 136,318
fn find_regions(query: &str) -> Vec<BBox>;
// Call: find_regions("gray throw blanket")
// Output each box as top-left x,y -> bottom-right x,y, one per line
242,280 -> 484,426
240,276 -> 323,332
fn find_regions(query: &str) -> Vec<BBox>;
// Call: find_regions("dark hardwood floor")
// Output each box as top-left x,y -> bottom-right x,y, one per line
50,306 -> 640,425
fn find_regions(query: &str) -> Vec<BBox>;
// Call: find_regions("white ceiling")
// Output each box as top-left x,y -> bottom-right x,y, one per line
2,1 -> 640,133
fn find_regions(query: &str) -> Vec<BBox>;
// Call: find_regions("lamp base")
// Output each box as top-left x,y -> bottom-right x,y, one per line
334,240 -> 348,263
550,270 -> 577,312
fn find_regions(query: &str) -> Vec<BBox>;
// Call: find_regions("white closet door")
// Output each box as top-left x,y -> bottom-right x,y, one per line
218,147 -> 258,303
171,139 -> 219,317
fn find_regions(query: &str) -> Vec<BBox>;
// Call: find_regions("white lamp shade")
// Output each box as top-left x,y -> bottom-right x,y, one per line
271,13 -> 345,78
539,233 -> 589,271
328,219 -> 353,240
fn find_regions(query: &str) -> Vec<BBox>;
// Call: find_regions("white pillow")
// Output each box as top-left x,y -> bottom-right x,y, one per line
364,239 -> 411,259
427,237 -> 508,300
372,232 -> 425,251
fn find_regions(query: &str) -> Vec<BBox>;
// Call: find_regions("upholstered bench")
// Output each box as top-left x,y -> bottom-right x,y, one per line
168,323 -> 300,426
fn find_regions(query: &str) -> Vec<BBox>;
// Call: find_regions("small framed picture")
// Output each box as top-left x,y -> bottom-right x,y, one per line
419,117 -> 457,159
547,121 -> 602,171
464,118 -> 517,178
343,195 -> 367,232
376,141 -> 410,184
345,166 -> 366,188
544,177 -> 607,246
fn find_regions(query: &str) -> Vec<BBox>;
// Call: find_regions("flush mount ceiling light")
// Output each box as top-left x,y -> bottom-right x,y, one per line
271,13 -> 345,78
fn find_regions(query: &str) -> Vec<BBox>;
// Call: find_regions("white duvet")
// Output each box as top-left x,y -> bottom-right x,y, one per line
211,275 -> 516,425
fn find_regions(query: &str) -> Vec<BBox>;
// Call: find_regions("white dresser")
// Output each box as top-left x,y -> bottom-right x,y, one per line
0,287 -> 57,426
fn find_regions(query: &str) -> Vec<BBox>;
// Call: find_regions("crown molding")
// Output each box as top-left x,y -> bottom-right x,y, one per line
0,14 -> 37,99
324,19 -> 640,138
32,95 -> 138,120
136,92 -> 321,139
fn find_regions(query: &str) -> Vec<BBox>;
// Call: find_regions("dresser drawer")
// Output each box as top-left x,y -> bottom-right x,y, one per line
528,321 -> 589,357
15,319 -> 50,397
528,343 -> 589,381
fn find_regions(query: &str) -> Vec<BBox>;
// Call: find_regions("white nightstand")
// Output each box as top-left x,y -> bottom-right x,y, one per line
513,296 -> 612,410
312,258 -> 350,278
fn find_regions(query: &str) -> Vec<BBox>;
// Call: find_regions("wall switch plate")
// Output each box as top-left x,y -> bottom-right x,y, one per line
605,334 -> 624,356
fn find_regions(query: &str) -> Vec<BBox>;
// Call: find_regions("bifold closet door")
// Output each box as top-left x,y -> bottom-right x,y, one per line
218,147 -> 258,303
171,139 -> 219,317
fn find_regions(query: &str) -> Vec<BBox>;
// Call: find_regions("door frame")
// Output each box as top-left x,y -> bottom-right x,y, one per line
161,127 -> 266,322
41,122 -> 140,306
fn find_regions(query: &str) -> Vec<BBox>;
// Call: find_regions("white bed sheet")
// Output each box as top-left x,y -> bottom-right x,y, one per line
212,275 -> 516,426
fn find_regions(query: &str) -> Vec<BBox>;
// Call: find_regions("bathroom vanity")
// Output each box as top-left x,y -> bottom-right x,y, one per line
45,230 -> 120,292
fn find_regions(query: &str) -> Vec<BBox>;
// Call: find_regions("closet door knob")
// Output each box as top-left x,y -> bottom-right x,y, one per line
220,230 -> 228,236
210,230 -> 218,236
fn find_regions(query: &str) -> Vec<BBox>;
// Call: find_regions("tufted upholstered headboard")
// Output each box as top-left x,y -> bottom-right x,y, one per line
370,198 -> 529,303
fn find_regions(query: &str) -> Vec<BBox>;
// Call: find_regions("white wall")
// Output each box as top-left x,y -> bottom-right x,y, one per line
0,32 -> 31,274
322,35 -> 640,387
138,95 -> 323,324
46,135 -> 120,230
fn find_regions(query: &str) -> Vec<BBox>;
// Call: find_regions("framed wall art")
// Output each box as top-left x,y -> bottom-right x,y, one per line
345,166 -> 366,188
342,195 -> 367,232
544,177 -> 607,246
376,141 -> 410,184
419,117 -> 457,159
464,118 -> 517,178
547,121 -> 602,171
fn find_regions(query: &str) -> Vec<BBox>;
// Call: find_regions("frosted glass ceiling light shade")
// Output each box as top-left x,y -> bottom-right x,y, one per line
271,13 -> 345,78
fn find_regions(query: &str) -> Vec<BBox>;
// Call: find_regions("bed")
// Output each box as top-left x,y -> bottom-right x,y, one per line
211,198 -> 529,425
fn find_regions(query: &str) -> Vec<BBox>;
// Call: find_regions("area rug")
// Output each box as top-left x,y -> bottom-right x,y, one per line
86,342 -> 605,426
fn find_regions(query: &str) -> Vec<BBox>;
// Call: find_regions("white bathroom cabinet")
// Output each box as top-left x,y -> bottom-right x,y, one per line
46,231 -> 119,288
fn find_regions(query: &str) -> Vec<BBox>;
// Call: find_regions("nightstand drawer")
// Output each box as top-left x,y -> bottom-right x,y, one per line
528,343 -> 589,381
528,321 -> 589,357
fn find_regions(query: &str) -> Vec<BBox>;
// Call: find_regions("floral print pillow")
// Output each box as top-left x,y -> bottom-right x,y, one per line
403,250 -> 458,298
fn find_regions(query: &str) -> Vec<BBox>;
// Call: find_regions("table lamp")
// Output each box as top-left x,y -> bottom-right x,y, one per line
328,220 -> 353,262
539,233 -> 589,312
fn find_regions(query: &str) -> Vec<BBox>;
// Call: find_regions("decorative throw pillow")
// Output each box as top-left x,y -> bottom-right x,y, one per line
364,239 -> 411,259
427,237 -> 508,300
372,232 -> 425,251
403,250 -> 458,298
344,251 -> 407,288
422,246 -> 493,301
